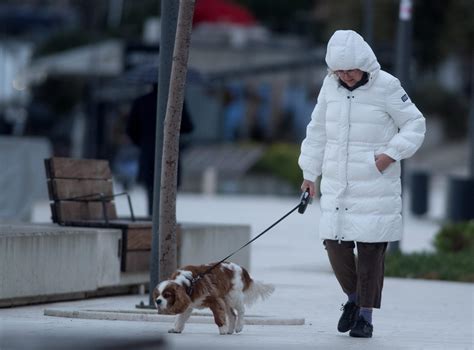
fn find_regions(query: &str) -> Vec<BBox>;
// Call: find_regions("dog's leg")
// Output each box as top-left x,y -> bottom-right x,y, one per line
169,307 -> 193,334
209,298 -> 228,335
234,300 -> 245,333
225,303 -> 236,334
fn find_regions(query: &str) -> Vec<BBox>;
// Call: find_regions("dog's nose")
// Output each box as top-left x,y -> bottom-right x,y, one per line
156,299 -> 162,305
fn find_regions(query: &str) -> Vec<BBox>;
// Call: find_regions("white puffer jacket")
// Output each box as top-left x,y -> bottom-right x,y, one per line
299,30 -> 425,242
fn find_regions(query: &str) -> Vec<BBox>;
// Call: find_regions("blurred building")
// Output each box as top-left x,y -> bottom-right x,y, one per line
10,2 -> 327,150
0,41 -> 32,135
0,0 -> 329,194
0,2 -> 78,134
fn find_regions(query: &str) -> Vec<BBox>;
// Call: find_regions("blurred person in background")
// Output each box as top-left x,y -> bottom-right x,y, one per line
127,84 -> 193,216
299,30 -> 425,338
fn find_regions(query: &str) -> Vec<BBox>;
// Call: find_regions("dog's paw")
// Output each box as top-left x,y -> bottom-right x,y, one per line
168,328 -> 182,334
218,326 -> 229,335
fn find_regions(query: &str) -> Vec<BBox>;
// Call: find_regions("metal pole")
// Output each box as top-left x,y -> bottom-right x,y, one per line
149,0 -> 179,306
107,0 -> 124,28
469,53 -> 474,178
158,0 -> 195,282
391,0 -> 413,253
363,0 -> 374,46
395,0 -> 413,93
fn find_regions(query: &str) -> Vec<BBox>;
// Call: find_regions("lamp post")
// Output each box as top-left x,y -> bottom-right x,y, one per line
391,0 -> 413,253
469,54 -> 474,179
363,0 -> 374,46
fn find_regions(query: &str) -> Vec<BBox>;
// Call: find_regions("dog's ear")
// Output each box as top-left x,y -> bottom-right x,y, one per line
172,285 -> 192,314
152,287 -> 159,308
152,287 -> 159,300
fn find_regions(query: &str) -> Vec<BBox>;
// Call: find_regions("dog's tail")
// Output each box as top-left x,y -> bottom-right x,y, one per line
243,280 -> 275,306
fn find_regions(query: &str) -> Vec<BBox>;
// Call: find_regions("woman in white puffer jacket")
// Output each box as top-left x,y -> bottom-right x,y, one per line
299,30 -> 425,338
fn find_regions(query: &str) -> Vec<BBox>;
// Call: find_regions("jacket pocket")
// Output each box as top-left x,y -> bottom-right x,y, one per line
369,152 -> 383,176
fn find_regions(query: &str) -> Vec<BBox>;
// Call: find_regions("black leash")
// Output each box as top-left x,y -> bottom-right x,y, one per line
186,190 -> 311,296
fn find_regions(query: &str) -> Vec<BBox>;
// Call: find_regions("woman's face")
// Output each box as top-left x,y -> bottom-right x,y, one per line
335,69 -> 364,87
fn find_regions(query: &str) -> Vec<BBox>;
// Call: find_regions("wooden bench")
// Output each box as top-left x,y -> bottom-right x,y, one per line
44,157 -> 152,272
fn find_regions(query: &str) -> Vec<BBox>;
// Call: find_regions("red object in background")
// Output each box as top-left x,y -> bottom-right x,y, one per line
193,0 -> 257,27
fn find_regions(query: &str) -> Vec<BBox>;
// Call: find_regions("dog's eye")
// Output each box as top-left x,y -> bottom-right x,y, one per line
163,292 -> 171,298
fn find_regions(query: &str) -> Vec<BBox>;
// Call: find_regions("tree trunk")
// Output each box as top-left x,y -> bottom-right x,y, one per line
158,0 -> 195,281
149,0 -> 178,306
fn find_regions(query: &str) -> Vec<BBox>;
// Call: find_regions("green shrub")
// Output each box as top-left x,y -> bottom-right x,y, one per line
251,143 -> 301,189
385,220 -> 474,283
434,221 -> 474,254
385,251 -> 474,283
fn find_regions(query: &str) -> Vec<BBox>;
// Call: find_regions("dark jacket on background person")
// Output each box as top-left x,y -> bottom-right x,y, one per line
126,84 -> 193,214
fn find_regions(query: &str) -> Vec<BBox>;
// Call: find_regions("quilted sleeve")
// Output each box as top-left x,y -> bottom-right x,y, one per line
382,78 -> 426,161
298,78 -> 328,182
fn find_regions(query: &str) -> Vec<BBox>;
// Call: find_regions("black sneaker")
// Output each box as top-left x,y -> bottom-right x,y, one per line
337,301 -> 359,333
349,316 -> 373,338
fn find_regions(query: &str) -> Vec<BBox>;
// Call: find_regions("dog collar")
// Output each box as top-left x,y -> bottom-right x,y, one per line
185,275 -> 202,297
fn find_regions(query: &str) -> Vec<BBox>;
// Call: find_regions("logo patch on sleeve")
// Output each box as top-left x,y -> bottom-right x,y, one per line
401,94 -> 408,102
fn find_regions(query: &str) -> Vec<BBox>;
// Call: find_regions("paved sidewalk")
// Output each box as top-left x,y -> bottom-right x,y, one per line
2,193 -> 473,349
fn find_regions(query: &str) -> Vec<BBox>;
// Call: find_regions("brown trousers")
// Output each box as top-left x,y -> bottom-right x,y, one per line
324,240 -> 388,309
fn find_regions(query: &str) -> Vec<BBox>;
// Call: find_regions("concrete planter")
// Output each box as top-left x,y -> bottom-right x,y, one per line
0,224 -> 122,305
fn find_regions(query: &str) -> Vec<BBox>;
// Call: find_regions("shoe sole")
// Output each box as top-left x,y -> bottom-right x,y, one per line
338,318 -> 358,333
349,331 -> 372,338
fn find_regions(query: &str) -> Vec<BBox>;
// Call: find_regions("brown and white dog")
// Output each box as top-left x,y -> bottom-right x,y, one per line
153,262 -> 274,335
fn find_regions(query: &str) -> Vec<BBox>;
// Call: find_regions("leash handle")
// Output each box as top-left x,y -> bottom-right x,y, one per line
298,188 -> 311,214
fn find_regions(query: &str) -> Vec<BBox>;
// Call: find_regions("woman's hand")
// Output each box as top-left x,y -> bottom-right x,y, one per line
375,153 -> 395,172
301,179 -> 317,198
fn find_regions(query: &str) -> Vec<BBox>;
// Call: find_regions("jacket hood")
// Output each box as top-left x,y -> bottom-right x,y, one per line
325,30 -> 380,77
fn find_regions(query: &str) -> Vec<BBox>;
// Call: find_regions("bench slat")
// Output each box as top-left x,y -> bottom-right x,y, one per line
125,227 -> 152,250
45,157 -> 112,180
53,201 -> 118,222
47,179 -> 114,200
